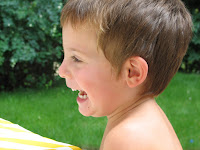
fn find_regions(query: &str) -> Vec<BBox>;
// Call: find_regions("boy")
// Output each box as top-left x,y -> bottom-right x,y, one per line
59,0 -> 192,149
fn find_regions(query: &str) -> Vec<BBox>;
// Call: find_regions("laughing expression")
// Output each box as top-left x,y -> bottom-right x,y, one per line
59,23 -> 128,117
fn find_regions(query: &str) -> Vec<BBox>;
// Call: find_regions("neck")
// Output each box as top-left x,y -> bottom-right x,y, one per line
100,96 -> 155,150
107,96 -> 154,126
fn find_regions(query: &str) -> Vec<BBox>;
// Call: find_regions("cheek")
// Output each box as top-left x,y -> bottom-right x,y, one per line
75,66 -> 101,90
75,65 -> 116,98
74,65 -> 125,115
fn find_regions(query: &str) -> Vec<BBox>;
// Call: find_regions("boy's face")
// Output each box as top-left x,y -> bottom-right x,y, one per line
59,23 -> 128,117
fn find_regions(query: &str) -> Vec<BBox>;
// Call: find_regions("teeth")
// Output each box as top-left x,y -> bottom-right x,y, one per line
79,94 -> 88,99
78,91 -> 88,99
72,89 -> 79,92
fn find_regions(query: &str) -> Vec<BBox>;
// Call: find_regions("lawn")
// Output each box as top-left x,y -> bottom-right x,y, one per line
0,72 -> 199,150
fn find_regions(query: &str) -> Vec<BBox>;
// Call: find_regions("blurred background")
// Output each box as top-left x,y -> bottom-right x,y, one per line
0,0 -> 199,150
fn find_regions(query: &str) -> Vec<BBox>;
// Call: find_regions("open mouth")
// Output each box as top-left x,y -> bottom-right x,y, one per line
71,88 -> 88,100
78,90 -> 88,99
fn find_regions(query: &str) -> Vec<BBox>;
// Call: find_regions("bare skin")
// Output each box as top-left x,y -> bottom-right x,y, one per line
100,98 -> 183,150
59,23 -> 183,150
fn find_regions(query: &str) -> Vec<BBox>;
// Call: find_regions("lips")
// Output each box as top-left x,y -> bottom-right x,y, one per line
69,87 -> 88,102
78,90 -> 88,99
77,90 -> 88,103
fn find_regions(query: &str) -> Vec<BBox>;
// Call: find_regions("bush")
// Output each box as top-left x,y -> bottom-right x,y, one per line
0,0 -> 199,91
0,0 -> 63,91
180,0 -> 200,73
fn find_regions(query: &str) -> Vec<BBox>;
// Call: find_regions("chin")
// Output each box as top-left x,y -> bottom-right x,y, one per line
78,108 -> 93,117
79,108 -> 103,117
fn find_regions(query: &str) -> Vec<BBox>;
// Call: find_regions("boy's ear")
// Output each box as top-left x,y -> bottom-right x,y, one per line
122,56 -> 148,88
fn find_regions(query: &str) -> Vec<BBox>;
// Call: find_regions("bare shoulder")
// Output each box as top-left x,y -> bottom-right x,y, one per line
102,122 -> 159,150
102,100 -> 183,150
102,122 -> 182,150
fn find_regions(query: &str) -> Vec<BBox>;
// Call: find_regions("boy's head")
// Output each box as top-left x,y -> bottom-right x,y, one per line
61,0 -> 192,97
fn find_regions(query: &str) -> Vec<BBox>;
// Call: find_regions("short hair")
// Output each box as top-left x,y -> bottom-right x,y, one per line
60,0 -> 192,97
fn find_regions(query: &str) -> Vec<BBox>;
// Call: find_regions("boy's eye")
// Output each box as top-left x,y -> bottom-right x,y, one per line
71,56 -> 82,63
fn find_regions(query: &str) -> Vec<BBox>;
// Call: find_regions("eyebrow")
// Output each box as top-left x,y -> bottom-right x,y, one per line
68,47 -> 82,52
65,47 -> 87,56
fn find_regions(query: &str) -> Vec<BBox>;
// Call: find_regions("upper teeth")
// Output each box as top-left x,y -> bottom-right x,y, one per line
78,91 -> 88,99
72,89 -> 78,91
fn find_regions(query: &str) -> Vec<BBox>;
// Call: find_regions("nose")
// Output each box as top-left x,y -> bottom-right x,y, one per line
58,61 -> 72,79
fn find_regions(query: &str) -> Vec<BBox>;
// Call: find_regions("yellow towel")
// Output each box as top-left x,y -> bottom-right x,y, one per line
0,118 -> 81,150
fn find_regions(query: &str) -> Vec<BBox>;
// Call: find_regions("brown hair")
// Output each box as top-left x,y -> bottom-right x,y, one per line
61,0 -> 192,97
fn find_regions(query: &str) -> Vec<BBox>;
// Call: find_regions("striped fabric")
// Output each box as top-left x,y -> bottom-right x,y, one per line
0,118 -> 81,150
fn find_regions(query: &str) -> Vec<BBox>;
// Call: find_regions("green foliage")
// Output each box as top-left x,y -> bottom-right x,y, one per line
182,0 -> 200,11
0,0 -> 199,91
0,0 -> 63,90
180,1 -> 200,73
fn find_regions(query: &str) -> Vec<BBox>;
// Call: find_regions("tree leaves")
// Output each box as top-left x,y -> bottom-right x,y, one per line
0,0 -> 63,90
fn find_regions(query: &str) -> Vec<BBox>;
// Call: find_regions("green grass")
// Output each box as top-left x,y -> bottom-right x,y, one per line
0,79 -> 106,149
157,73 -> 200,150
0,73 -> 199,150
